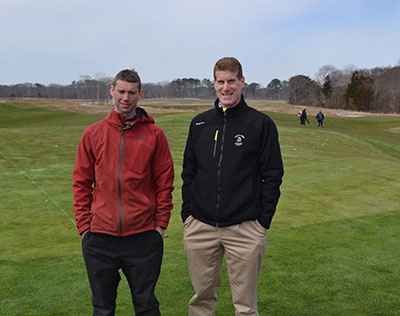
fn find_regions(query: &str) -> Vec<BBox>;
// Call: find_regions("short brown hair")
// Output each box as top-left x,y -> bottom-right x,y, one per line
112,69 -> 141,90
213,57 -> 243,80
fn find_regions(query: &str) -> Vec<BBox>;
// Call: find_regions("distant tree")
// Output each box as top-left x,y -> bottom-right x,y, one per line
315,64 -> 337,85
201,78 -> 212,88
321,75 -> 333,100
48,84 -> 62,99
94,72 -> 112,102
169,79 -> 184,98
200,78 -> 214,98
33,83 -> 48,98
289,75 -> 310,104
187,78 -> 201,97
247,82 -> 260,99
267,79 -> 282,100
143,82 -> 164,98
322,67 -> 354,109
79,75 -> 92,81
288,75 -> 321,105
344,71 -> 375,111
280,80 -> 289,100
373,66 -> 400,113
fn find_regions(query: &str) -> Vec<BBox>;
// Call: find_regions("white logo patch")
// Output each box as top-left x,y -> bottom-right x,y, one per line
195,121 -> 205,126
234,134 -> 245,146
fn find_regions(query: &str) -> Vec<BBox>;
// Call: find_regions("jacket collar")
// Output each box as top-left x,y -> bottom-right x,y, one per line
214,95 -> 248,117
106,107 -> 154,129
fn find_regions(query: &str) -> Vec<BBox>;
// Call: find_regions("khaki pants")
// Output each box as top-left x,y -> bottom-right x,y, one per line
183,216 -> 267,316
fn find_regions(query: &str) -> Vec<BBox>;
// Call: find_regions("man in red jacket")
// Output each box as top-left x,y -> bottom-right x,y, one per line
73,69 -> 174,316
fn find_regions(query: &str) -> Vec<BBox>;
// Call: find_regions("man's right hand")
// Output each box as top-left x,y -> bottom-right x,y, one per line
81,230 -> 90,239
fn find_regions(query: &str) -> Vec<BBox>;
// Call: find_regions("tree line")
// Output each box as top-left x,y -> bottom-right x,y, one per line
288,64 -> 400,113
0,75 -> 288,103
0,73 -> 289,103
1,64 -> 399,113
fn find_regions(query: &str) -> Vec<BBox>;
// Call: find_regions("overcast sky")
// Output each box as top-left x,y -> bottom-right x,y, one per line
1,0 -> 399,86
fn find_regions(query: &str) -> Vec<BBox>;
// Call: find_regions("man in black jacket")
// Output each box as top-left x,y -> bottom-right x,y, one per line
181,57 -> 284,316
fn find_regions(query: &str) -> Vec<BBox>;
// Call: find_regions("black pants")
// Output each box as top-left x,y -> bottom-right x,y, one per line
82,230 -> 163,316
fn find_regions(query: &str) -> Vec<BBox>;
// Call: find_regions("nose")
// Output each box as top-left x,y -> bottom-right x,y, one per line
222,82 -> 230,90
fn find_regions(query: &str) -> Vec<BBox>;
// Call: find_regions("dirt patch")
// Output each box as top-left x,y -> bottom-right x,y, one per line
249,101 -> 374,118
4,98 -> 399,117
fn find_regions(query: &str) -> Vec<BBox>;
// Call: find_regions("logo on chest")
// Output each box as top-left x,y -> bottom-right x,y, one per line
234,134 -> 245,147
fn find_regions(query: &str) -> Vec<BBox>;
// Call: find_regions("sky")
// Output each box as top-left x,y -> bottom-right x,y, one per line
1,0 -> 400,87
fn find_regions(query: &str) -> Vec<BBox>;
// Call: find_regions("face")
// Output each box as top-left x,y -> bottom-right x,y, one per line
110,80 -> 143,119
214,70 -> 245,108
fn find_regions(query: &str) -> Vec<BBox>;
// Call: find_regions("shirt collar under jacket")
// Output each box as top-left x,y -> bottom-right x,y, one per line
214,94 -> 248,117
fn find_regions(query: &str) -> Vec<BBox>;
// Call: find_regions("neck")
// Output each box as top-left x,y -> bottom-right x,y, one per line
114,107 -> 136,121
220,99 -> 241,109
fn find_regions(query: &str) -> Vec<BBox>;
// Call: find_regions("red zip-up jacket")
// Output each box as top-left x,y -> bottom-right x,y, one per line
72,108 -> 174,236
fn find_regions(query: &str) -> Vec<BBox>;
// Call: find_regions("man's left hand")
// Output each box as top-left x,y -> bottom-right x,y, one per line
155,226 -> 165,238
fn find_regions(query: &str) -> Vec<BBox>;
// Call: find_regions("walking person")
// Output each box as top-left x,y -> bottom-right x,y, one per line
300,108 -> 309,125
316,110 -> 325,127
297,110 -> 303,124
181,57 -> 284,316
73,69 -> 174,316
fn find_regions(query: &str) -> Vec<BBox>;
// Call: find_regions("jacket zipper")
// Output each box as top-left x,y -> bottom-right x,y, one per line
119,123 -> 133,236
215,113 -> 227,226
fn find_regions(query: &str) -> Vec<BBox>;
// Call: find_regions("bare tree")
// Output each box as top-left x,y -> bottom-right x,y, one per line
288,75 -> 321,106
314,65 -> 337,85
374,66 -> 400,113
266,79 -> 282,100
247,82 -> 260,99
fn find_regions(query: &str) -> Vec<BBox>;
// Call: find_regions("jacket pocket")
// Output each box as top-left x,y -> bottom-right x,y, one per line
123,139 -> 153,175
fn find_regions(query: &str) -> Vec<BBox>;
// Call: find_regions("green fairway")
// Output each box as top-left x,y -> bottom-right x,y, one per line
1,100 -> 399,316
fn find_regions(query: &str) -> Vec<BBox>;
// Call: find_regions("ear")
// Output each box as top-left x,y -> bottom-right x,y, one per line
240,76 -> 245,88
139,89 -> 144,98
109,85 -> 115,96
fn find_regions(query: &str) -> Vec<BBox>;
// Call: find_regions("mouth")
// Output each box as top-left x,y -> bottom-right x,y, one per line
221,92 -> 233,97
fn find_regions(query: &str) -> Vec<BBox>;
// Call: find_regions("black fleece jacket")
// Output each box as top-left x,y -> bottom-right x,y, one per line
181,96 -> 284,229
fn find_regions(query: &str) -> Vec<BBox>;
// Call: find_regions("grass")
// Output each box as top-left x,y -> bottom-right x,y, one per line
0,99 -> 399,315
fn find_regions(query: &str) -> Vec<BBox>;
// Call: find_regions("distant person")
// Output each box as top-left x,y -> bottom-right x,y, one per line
72,69 -> 174,316
181,57 -> 284,316
300,108 -> 309,125
316,110 -> 325,127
